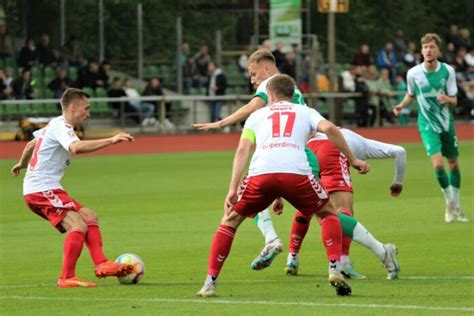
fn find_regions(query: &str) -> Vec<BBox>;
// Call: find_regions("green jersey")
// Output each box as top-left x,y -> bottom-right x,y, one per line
254,74 -> 306,106
406,62 -> 457,133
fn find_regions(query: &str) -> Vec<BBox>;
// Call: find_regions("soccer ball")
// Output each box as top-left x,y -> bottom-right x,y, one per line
115,253 -> 145,284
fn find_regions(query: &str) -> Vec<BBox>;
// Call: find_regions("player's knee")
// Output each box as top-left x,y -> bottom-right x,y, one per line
80,208 -> 99,224
448,161 -> 459,170
295,216 -> 309,224
433,162 -> 444,170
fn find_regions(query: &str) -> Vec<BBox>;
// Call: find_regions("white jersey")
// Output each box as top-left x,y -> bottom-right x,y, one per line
23,116 -> 80,195
244,100 -> 326,176
310,128 -> 406,184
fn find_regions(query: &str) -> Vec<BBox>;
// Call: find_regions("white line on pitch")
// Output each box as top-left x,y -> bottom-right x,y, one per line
0,296 -> 473,313
0,275 -> 473,288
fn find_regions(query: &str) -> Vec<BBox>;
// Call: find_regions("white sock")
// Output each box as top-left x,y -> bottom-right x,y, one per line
206,274 -> 217,286
255,208 -> 279,244
352,223 -> 386,260
441,187 -> 452,205
450,186 -> 461,209
340,255 -> 351,269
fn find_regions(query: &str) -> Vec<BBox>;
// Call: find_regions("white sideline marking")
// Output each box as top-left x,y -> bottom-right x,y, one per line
0,296 -> 473,312
1,275 -> 473,289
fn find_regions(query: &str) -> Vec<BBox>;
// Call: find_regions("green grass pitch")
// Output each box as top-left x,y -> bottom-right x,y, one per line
0,142 -> 473,315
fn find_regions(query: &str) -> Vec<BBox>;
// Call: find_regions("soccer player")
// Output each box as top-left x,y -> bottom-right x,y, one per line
193,48 -> 382,274
285,128 -> 405,280
393,33 -> 469,223
11,88 -> 135,288
196,74 -> 370,298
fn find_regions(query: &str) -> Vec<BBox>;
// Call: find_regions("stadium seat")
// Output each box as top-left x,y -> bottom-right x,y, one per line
68,67 -> 78,81
92,87 -> 112,114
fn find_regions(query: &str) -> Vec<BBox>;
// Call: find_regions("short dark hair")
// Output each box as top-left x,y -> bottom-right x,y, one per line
60,88 -> 89,110
267,74 -> 295,100
248,48 -> 276,65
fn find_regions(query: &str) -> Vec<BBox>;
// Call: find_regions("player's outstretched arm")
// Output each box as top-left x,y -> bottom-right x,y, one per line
192,97 -> 265,131
11,138 -> 37,176
392,93 -> 413,116
69,132 -> 134,155
224,138 -> 253,214
317,120 -> 370,174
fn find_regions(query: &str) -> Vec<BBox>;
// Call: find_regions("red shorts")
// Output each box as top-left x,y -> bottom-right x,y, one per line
24,189 -> 83,233
307,139 -> 353,194
233,173 -> 329,218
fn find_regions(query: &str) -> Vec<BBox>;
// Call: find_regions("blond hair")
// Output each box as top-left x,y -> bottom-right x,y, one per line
248,48 -> 276,64
267,74 -> 295,100
421,33 -> 442,48
60,88 -> 90,110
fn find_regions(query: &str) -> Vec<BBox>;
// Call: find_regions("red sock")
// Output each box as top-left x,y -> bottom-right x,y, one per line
60,230 -> 85,279
85,222 -> 108,265
320,214 -> 342,261
339,209 -> 353,256
207,225 -> 236,277
289,211 -> 312,253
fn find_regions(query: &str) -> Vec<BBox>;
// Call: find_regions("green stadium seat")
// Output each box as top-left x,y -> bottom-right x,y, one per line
144,65 -> 160,79
92,87 -> 112,114
82,86 -> 95,98
68,67 -> 78,81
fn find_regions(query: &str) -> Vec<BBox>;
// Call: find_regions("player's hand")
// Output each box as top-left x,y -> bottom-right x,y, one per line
272,198 -> 284,215
392,104 -> 403,117
351,159 -> 370,174
389,183 -> 403,197
11,163 -> 24,177
111,132 -> 135,144
224,190 -> 238,215
436,91 -> 450,105
191,122 -> 221,131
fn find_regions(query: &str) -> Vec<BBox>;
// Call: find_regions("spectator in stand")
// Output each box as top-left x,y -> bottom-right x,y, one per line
377,68 -> 396,125
261,39 -> 272,50
18,38 -> 37,68
194,54 -> 209,88
272,42 -> 286,72
292,43 -> 306,88
443,42 -> 457,65
36,34 -> 57,68
98,60 -> 111,89
206,61 -> 227,123
194,44 -> 211,64
376,42 -> 398,83
445,25 -> 462,50
402,41 -> 419,70
351,44 -> 372,67
59,36 -> 85,68
363,65 -> 380,127
453,46 -> 468,79
352,66 -> 371,127
392,28 -> 407,62
339,65 -> 357,93
107,77 -> 140,125
48,68 -> 74,99
465,47 -> 474,80
0,69 -> 13,100
76,59 -> 105,90
238,44 -> 253,93
0,22 -> 13,60
281,52 -> 296,80
3,67 -> 13,88
179,42 -> 190,66
123,78 -> 157,127
459,28 -> 471,49
12,68 -> 37,100
143,77 -> 174,129
182,56 -> 195,94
